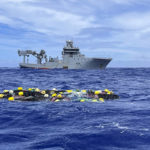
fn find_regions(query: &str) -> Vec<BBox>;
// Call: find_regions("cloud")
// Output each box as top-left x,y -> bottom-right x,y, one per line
0,0 -> 98,36
0,15 -> 13,25
110,0 -> 136,5
113,12 -> 150,30
0,0 -> 36,3
104,11 -> 150,51
110,0 -> 150,5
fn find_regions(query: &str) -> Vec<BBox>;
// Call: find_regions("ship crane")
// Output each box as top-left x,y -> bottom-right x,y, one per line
18,50 -> 48,64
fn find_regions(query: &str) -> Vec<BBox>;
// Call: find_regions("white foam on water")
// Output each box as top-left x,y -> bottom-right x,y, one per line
113,122 -> 128,130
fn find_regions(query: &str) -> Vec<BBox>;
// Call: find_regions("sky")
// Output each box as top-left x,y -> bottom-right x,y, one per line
0,0 -> 150,67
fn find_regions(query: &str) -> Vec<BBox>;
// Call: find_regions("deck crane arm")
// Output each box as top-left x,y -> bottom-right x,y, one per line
18,50 -> 47,64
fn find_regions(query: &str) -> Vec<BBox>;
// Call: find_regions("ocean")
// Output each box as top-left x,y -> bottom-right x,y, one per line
0,68 -> 150,150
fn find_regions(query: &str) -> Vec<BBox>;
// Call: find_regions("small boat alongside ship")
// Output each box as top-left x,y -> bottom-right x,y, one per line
18,40 -> 112,69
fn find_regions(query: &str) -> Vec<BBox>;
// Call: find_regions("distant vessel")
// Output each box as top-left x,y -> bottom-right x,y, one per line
18,40 -> 112,69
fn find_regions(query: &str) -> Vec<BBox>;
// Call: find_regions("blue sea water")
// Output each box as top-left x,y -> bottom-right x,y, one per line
0,68 -> 150,150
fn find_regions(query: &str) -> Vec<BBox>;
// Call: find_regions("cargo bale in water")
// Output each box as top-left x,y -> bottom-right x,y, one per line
18,40 -> 112,69
0,88 -> 119,102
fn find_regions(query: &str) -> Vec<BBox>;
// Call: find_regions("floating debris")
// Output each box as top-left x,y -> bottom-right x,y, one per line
0,87 -> 119,102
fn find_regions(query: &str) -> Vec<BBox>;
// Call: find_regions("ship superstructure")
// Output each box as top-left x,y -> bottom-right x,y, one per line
18,40 -> 112,69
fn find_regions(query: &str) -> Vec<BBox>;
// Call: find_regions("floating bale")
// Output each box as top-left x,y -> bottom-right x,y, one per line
0,88 -> 119,102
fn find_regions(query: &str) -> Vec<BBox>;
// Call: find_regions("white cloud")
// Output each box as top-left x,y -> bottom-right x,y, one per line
110,0 -> 150,5
0,0 -> 36,3
0,15 -> 13,25
110,0 -> 136,4
113,12 -> 150,30
0,0 -> 98,36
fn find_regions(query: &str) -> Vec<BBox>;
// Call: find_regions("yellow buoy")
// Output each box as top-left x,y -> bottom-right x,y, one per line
3,90 -> 8,93
8,97 -> 14,101
81,90 -> 86,93
41,90 -> 46,95
18,92 -> 24,96
55,99 -> 60,102
52,93 -> 57,97
80,99 -> 85,102
92,99 -> 98,102
104,89 -> 109,93
57,94 -> 62,98
66,90 -> 72,93
107,91 -> 111,95
0,94 -> 4,98
18,87 -> 23,91
94,90 -> 101,95
28,88 -> 32,91
99,98 -> 104,102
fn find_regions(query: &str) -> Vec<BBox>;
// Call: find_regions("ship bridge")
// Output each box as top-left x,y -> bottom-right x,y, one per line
62,40 -> 80,55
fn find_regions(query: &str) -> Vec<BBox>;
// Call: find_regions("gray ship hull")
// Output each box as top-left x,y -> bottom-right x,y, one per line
19,58 -> 112,69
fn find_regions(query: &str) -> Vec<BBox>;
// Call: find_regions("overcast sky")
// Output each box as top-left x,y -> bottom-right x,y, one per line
0,0 -> 150,67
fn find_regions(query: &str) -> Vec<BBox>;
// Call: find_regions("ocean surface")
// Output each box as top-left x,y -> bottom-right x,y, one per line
0,68 -> 150,150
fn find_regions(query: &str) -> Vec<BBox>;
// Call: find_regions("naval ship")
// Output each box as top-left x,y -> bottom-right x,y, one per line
18,40 -> 112,69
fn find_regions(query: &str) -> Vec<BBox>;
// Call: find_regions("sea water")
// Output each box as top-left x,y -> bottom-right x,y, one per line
0,68 -> 150,150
